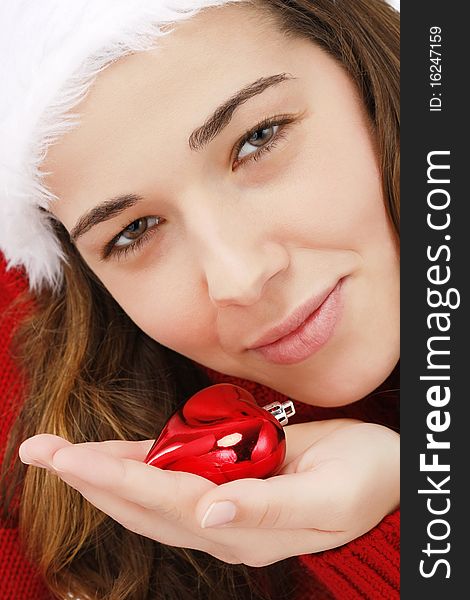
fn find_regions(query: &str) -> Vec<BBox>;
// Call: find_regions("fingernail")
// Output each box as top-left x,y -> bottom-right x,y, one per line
201,501 -> 237,528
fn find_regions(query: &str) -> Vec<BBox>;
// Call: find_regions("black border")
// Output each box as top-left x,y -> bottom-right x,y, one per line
401,2 -> 467,597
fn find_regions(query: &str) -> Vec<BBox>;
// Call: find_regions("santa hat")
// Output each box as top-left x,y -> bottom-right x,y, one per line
0,0 -> 240,291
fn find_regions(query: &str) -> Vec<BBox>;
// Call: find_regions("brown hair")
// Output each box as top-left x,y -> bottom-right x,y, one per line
1,1 -> 399,598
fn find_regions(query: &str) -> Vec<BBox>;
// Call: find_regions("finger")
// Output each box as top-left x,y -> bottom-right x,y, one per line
53,468 -> 215,552
19,435 -> 155,472
196,469 -> 345,531
74,439 -> 155,461
56,467 -> 353,566
70,474 -> 348,566
50,445 -> 215,515
19,434 -> 72,466
21,443 -> 354,564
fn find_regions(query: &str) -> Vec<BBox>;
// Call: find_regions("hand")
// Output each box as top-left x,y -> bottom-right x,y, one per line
18,419 -> 399,567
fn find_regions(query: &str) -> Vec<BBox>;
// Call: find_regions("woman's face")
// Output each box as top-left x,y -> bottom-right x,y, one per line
43,3 -> 399,407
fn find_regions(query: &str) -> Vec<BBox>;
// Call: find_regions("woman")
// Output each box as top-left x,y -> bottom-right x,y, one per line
0,0 -> 400,598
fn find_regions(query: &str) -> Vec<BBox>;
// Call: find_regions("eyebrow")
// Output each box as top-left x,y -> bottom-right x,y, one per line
70,73 -> 295,242
188,72 -> 295,151
70,194 -> 142,241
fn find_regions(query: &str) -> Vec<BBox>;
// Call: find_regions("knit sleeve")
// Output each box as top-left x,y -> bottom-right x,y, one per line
0,528 -> 57,600
297,509 -> 400,600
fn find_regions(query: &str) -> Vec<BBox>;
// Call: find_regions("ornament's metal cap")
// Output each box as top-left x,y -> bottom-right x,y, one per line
262,400 -> 296,426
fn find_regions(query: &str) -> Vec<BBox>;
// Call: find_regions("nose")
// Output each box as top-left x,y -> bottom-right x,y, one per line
195,221 -> 289,308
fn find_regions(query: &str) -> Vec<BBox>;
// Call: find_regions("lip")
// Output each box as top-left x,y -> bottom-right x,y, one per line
248,279 -> 344,365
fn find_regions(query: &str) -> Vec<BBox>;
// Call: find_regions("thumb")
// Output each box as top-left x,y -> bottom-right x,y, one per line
196,471 -> 340,531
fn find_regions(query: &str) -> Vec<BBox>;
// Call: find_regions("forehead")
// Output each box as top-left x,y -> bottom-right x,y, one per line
41,4 -> 285,188
41,2 -> 344,215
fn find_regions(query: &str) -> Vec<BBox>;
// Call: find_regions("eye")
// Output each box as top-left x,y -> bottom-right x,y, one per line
100,215 -> 163,260
232,113 -> 302,169
237,124 -> 279,160
114,216 -> 160,248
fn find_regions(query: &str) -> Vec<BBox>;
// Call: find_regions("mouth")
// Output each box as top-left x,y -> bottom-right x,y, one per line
247,278 -> 345,365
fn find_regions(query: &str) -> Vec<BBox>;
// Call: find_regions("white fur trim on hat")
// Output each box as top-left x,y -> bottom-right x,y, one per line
0,0 -> 241,291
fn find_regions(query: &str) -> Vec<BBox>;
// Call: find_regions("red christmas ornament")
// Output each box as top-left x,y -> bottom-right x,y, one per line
144,383 -> 295,484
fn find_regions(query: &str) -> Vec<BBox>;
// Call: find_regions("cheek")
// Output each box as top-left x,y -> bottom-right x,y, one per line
270,134 -> 385,249
245,102 -> 385,249
99,265 -> 216,355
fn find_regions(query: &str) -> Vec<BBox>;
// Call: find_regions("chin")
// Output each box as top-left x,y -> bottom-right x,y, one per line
285,351 -> 399,408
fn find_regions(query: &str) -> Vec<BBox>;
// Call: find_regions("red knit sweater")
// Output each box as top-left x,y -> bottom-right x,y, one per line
0,256 -> 399,600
